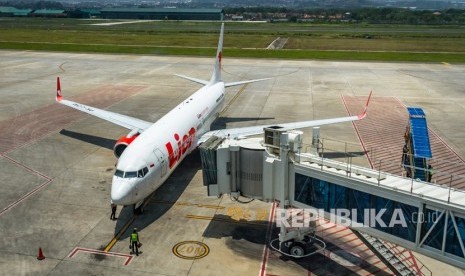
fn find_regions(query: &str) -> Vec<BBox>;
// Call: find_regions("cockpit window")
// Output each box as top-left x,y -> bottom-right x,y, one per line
125,171 -> 137,178
138,167 -> 149,178
115,167 -> 149,178
115,169 -> 124,178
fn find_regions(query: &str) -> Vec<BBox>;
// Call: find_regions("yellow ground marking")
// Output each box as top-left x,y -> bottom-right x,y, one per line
104,216 -> 136,252
255,208 -> 269,221
227,206 -> 252,220
226,206 -> 269,221
104,192 -> 158,252
185,214 -> 268,226
219,84 -> 249,116
104,198 -> 223,252
172,241 -> 210,260
149,199 -> 225,210
442,62 -> 450,66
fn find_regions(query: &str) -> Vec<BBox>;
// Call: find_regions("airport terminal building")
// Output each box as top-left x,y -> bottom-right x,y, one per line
100,8 -> 224,21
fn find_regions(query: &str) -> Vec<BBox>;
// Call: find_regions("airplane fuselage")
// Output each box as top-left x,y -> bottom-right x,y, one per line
110,82 -> 225,205
55,23 -> 368,209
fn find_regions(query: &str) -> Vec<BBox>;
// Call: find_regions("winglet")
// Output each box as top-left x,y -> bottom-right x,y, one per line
357,91 -> 372,120
56,77 -> 63,102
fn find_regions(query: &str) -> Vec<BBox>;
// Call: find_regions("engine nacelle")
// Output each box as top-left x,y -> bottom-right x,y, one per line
114,133 -> 139,158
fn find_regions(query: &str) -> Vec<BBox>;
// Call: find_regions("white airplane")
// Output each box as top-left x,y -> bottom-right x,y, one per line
55,23 -> 371,213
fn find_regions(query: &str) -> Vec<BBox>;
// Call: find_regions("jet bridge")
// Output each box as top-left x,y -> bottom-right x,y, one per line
200,127 -> 465,270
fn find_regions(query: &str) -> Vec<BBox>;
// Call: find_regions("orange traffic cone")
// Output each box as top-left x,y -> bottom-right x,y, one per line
37,247 -> 45,260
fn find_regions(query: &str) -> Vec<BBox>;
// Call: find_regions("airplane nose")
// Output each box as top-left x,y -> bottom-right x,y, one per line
111,178 -> 134,205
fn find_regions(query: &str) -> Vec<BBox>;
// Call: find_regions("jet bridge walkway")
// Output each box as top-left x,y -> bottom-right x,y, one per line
202,127 -> 465,271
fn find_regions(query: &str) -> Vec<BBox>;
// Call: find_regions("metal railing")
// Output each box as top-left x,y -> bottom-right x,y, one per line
382,239 -> 432,276
297,138 -> 465,205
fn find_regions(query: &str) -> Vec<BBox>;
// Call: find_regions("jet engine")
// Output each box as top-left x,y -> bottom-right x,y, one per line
114,132 -> 140,158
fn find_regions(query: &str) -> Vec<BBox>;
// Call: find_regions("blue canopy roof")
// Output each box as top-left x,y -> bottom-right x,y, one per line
408,107 -> 432,158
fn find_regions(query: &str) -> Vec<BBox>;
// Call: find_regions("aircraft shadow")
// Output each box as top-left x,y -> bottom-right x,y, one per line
113,150 -> 201,240
202,214 -> 391,275
59,129 -> 116,150
211,117 -> 274,130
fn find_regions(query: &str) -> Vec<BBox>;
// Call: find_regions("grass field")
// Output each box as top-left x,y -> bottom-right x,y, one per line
1,18 -> 465,62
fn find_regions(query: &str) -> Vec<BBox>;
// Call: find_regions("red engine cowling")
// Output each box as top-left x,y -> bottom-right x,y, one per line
114,133 -> 139,158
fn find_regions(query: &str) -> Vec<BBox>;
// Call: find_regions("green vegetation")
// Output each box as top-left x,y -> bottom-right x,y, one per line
225,7 -> 465,25
1,18 -> 465,63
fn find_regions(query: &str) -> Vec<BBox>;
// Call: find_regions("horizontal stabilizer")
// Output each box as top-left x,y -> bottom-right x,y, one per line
175,74 -> 209,86
225,77 -> 271,88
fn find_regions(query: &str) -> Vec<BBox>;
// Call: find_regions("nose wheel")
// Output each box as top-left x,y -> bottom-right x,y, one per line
133,200 -> 144,215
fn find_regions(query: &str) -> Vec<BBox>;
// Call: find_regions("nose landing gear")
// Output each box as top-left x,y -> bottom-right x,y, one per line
133,200 -> 144,215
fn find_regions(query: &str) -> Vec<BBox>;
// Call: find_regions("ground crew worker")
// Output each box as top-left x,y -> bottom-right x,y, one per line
110,203 -> 117,220
130,228 -> 140,256
427,164 -> 435,182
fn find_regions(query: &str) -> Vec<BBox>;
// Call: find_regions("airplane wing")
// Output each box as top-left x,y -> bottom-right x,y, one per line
174,74 -> 210,86
55,77 -> 153,131
198,92 -> 371,144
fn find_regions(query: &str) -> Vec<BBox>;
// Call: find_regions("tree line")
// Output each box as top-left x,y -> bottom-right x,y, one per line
225,7 -> 465,24
1,1 -> 465,25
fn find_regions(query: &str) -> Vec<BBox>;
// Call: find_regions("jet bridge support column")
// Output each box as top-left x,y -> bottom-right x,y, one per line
202,127 -> 326,258
230,145 -> 240,196
264,127 -> 326,258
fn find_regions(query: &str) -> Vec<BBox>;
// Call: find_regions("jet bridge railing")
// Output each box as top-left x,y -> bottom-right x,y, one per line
290,154 -> 465,269
312,137 -> 465,201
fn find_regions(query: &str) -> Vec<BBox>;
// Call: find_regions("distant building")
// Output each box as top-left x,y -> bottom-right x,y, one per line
31,9 -> 67,18
0,6 -> 32,17
100,8 -> 223,21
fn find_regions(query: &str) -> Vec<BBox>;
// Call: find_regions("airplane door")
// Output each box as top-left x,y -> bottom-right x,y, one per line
154,148 -> 167,177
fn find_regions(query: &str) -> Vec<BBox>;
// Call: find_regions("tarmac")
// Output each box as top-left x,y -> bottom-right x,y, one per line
0,50 -> 465,275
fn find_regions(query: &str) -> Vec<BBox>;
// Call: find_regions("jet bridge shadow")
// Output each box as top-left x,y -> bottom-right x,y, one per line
202,214 -> 391,275
320,151 -> 367,159
211,117 -> 274,131
113,150 -> 201,240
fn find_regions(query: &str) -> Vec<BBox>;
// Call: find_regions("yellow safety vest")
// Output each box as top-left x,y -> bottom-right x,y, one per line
131,233 -> 138,242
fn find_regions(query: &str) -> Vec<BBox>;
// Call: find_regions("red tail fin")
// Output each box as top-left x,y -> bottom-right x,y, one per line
358,91 -> 372,120
56,77 -> 63,102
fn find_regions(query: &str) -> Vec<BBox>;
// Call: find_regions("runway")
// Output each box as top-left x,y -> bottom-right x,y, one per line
1,50 -> 464,275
